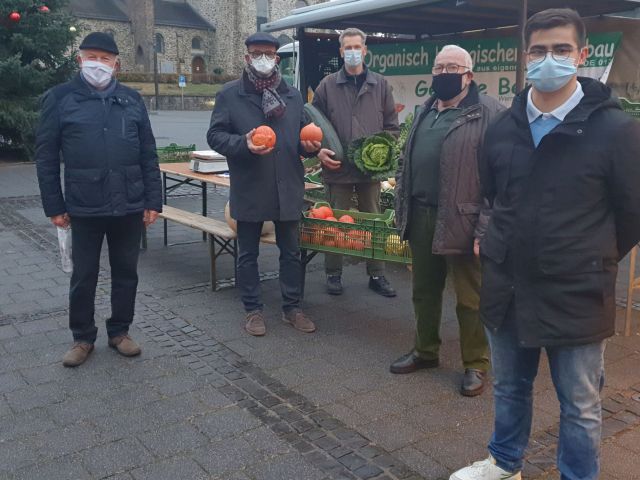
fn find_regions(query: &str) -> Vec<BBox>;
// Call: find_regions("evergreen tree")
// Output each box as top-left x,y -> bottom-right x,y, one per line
0,0 -> 77,158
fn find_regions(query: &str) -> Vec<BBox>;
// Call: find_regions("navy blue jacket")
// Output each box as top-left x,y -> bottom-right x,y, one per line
206,75 -> 311,222
35,74 -> 162,218
479,77 -> 640,347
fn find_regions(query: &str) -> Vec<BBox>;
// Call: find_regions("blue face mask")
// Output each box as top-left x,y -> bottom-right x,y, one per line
526,54 -> 578,93
344,49 -> 363,68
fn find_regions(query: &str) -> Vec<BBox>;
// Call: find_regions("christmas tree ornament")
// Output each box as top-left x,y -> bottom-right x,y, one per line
39,5 -> 50,13
9,11 -> 21,22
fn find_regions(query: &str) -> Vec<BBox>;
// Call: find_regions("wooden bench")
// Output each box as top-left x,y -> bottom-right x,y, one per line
158,205 -> 276,290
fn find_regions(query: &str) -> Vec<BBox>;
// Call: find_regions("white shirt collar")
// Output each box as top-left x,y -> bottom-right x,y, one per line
526,82 -> 584,124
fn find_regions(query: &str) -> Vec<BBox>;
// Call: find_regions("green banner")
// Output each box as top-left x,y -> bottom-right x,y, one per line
365,32 -> 622,76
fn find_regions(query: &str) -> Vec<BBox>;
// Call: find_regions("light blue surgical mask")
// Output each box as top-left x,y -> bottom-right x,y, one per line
526,54 -> 578,93
343,49 -> 363,68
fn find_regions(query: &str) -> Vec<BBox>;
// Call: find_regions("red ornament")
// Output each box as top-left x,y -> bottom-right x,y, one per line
8,11 -> 21,22
39,5 -> 50,13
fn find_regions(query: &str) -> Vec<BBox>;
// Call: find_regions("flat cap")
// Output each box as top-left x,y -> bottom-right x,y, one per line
79,32 -> 120,55
245,32 -> 280,49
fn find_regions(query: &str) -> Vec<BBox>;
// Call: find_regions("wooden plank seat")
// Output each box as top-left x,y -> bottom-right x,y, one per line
159,205 -> 277,290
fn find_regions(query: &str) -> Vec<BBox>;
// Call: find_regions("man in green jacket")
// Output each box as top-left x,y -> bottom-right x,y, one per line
313,28 -> 399,297
390,45 -> 504,396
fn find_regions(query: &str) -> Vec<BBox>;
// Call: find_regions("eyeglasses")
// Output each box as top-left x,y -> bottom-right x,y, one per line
526,46 -> 576,63
248,52 -> 277,60
432,64 -> 470,74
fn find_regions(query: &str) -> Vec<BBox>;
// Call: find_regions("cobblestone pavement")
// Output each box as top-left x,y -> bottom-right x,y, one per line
1,160 -> 640,480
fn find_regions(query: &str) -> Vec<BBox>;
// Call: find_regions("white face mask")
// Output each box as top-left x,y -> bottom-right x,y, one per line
344,49 -> 363,68
81,60 -> 114,89
250,55 -> 277,77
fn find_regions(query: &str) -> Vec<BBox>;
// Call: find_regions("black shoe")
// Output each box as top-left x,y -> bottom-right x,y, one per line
390,351 -> 439,374
326,275 -> 343,295
460,369 -> 487,397
369,276 -> 396,297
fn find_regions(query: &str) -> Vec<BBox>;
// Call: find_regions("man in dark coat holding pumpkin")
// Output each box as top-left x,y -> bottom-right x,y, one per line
207,32 -> 320,337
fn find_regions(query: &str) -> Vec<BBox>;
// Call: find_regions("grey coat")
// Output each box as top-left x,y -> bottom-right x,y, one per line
395,82 -> 504,254
312,67 -> 399,184
207,75 -> 311,222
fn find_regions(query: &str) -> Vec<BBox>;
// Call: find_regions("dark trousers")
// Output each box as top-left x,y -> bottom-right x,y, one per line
408,203 -> 489,370
236,220 -> 301,313
69,213 -> 143,343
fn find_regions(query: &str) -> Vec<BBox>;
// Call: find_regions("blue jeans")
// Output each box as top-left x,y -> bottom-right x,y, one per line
487,309 -> 605,480
236,220 -> 302,313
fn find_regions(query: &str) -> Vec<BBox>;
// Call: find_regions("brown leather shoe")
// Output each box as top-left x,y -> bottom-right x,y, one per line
108,334 -> 141,357
62,342 -> 94,368
282,309 -> 316,333
461,368 -> 487,397
245,310 -> 266,336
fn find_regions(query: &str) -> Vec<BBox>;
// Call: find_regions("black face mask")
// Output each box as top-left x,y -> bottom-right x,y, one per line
431,73 -> 467,101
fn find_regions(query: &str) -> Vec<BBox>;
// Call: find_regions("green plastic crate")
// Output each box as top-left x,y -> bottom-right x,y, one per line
372,224 -> 412,264
157,143 -> 196,163
299,202 -> 394,258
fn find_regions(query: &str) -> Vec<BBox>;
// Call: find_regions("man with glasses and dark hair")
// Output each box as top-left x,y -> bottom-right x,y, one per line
450,8 -> 640,480
207,32 -> 320,337
391,45 -> 504,397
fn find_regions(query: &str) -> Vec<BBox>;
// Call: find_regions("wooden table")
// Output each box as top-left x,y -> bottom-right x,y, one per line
159,161 -> 322,245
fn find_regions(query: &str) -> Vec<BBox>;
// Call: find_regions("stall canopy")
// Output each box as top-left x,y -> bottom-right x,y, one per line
262,0 -> 640,36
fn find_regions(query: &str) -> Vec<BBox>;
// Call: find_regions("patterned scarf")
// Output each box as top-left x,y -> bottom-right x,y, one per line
244,64 -> 287,119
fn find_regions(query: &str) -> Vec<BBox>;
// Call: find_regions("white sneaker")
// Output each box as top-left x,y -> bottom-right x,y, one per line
449,456 -> 521,480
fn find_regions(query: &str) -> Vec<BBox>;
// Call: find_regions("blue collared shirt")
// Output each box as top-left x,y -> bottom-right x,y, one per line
527,82 -> 584,147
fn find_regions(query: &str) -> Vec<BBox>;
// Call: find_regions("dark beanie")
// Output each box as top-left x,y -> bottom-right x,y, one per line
79,32 -> 120,55
245,32 -> 280,49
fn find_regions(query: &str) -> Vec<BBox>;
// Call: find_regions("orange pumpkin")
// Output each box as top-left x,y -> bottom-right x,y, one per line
252,125 -> 276,148
300,123 -> 323,143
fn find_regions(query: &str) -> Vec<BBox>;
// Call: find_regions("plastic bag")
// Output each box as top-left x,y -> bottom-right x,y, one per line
57,226 -> 73,273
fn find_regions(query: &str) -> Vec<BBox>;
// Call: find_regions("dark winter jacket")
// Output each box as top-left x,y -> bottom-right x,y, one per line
479,77 -> 640,347
207,75 -> 311,222
312,67 -> 399,184
35,74 -> 162,218
394,82 -> 505,254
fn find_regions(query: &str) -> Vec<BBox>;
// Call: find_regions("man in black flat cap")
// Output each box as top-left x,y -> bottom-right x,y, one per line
207,32 -> 320,337
35,32 -> 162,367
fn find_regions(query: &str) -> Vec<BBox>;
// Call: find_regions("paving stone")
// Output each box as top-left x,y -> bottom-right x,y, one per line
131,456 -> 209,480
46,394 -> 110,425
338,453 -> 367,471
5,382 -> 66,412
29,422 -> 104,459
602,417 -> 630,438
0,324 -> 20,340
0,439 -> 39,473
0,408 -> 57,442
243,425 -> 292,456
137,422 -> 209,456
2,332 -> 54,354
0,371 -> 28,393
249,453 -> 326,480
353,464 -> 384,479
10,456 -> 91,480
191,436 -> 263,475
80,438 -> 154,477
194,407 -> 262,440
14,318 -> 60,335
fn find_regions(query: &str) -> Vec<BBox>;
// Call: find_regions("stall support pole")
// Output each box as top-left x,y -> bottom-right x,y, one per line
515,0 -> 528,93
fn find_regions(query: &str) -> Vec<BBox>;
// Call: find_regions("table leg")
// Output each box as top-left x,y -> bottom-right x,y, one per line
202,181 -> 207,242
162,172 -> 168,246
625,245 -> 637,336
